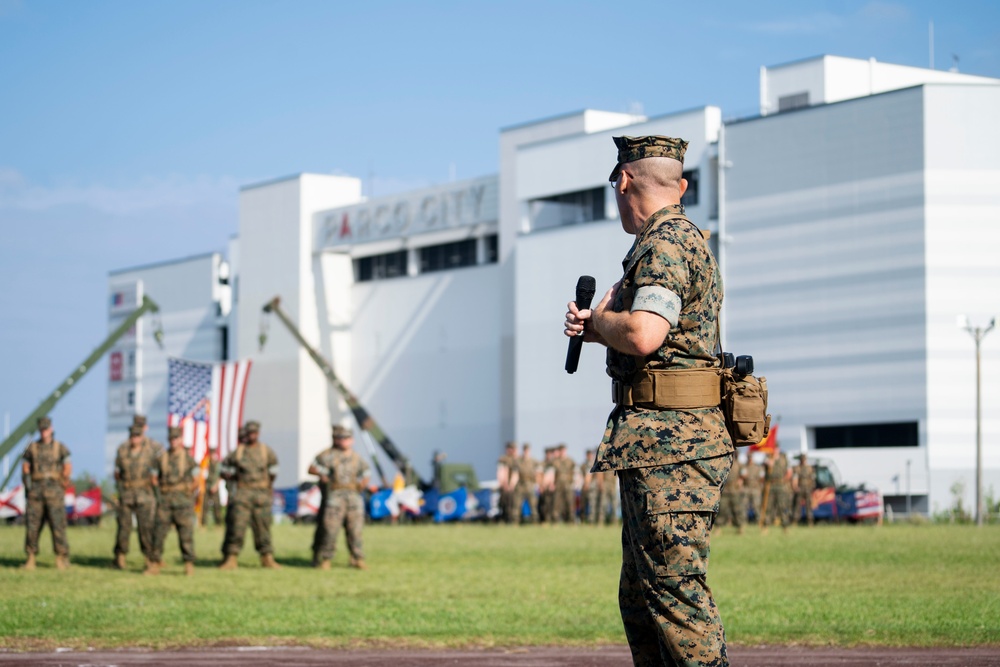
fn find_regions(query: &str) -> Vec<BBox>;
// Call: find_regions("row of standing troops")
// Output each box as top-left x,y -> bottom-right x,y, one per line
716,447 -> 817,533
496,442 -> 619,524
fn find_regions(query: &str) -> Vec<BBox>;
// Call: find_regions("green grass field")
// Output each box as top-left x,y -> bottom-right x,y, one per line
0,521 -> 998,650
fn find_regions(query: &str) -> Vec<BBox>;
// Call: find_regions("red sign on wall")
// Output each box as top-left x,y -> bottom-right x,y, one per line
109,351 -> 123,382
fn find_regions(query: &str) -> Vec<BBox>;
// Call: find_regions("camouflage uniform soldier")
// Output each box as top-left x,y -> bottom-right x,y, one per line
219,421 -> 280,569
496,442 -> 518,523
595,469 -> 619,525
511,443 -> 539,524
717,457 -> 746,534
309,425 -> 371,570
764,449 -> 792,532
565,135 -> 734,666
201,447 -> 223,526
582,449 -> 599,524
114,424 -> 159,573
540,447 -> 556,523
21,416 -> 71,570
792,454 -> 816,526
150,426 -> 198,575
743,455 -> 764,522
552,444 -> 576,523
133,414 -> 165,458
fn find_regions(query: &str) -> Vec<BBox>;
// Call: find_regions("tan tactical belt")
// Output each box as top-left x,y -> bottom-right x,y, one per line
240,481 -> 271,490
122,480 -> 153,490
159,483 -> 190,493
30,471 -> 62,481
330,483 -> 362,492
612,368 -> 721,409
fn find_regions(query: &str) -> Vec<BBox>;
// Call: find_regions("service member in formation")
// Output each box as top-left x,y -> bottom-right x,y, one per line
717,455 -> 746,535
564,135 -> 734,666
309,425 -> 371,570
763,447 -> 793,533
552,444 -> 577,524
743,453 -> 764,522
21,416 -> 71,571
219,421 -> 280,570
595,467 -> 619,526
582,449 -> 598,524
114,424 -> 159,573
539,447 -> 556,523
133,414 -> 164,458
149,426 -> 198,576
201,446 -> 223,526
496,442 -> 519,523
511,443 -> 539,524
792,454 -> 816,526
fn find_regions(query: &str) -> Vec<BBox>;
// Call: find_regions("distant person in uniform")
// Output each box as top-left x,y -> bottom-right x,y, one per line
582,449 -> 598,524
201,446 -> 223,526
743,452 -> 764,522
21,416 -> 71,571
496,442 -> 518,524
114,424 -> 159,573
309,425 -> 371,570
564,135 -> 733,665
792,454 -> 816,526
133,414 -> 164,458
764,447 -> 793,533
540,447 -> 556,523
717,454 -> 746,534
595,467 -> 619,526
512,443 -> 539,524
150,426 -> 198,576
219,421 -> 280,570
552,444 -> 576,524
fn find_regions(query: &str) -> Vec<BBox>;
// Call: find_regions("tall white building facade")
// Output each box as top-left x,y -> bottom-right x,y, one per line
108,55 -> 1000,514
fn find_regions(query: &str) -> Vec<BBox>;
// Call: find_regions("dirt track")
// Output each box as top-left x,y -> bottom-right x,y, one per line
1,646 -> 999,666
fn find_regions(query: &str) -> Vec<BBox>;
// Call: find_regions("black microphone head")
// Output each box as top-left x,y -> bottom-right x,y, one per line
576,275 -> 596,301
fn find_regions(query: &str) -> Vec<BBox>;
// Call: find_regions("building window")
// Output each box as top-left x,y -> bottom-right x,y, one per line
529,187 -> 606,232
355,250 -> 408,282
814,422 -> 918,449
681,169 -> 699,207
778,91 -> 810,112
420,239 -> 478,274
484,234 -> 498,264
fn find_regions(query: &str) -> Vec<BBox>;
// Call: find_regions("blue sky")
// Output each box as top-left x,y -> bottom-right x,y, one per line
1,0 -> 998,479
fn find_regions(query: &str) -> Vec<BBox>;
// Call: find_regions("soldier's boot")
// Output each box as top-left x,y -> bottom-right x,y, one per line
113,553 -> 127,570
260,554 -> 281,570
23,552 -> 36,571
143,560 -> 160,576
55,555 -> 70,571
218,555 -> 239,570
184,562 -> 195,576
316,559 -> 331,571
349,558 -> 368,571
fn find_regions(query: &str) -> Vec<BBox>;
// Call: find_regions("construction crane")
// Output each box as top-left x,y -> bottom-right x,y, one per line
260,296 -> 421,487
0,295 -> 163,490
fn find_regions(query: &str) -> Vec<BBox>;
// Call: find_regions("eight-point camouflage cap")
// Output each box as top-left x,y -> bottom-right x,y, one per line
168,426 -> 183,440
608,135 -> 688,182
129,425 -> 144,437
244,420 -> 261,433
133,414 -> 148,427
332,424 -> 353,440
37,416 -> 52,431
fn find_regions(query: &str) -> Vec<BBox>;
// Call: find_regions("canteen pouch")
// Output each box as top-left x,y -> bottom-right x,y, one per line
721,370 -> 770,446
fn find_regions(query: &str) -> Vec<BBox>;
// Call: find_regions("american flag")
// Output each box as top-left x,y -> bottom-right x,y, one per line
167,358 -> 252,462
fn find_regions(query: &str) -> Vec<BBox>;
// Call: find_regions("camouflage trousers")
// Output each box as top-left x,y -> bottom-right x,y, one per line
222,488 -> 273,556
745,488 -> 762,522
597,487 -> 619,525
24,483 -> 69,556
314,491 -> 364,562
765,486 -> 792,527
152,494 -> 196,563
499,488 -> 517,524
201,490 -> 223,526
717,490 -> 745,528
540,490 -> 554,522
585,487 -> 600,524
116,491 -> 156,557
512,485 -> 538,523
552,485 -> 575,523
793,489 -> 814,524
617,453 -> 732,667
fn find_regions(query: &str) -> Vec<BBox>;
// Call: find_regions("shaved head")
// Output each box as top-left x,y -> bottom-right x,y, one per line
623,157 -> 685,196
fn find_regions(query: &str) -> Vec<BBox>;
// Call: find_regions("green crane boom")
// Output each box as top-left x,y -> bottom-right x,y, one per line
0,295 -> 163,490
260,296 -> 419,485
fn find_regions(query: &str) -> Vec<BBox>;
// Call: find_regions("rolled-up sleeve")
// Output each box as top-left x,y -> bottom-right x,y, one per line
631,285 -> 681,326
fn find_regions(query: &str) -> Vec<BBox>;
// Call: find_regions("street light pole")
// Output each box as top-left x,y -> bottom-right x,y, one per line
960,316 -> 995,526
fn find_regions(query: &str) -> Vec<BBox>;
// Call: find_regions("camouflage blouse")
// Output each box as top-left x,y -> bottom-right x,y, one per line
594,204 -> 734,472
313,448 -> 369,493
23,439 -> 71,482
223,443 -> 278,489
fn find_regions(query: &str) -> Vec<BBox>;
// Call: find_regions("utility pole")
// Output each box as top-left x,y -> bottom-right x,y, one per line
959,315 -> 995,526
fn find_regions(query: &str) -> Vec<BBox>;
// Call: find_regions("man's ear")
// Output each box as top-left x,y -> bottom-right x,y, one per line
678,178 -> 688,198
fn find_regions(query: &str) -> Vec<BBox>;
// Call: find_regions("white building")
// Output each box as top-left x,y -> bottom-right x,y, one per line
109,55 -> 1000,515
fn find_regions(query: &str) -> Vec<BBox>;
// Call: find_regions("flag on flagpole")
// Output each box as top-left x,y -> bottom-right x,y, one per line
750,423 -> 779,454
167,358 -> 252,463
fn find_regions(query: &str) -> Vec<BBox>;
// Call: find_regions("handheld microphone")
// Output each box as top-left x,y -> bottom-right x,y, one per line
565,275 -> 597,374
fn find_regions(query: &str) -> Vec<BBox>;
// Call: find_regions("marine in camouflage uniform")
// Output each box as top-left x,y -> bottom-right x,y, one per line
219,421 -> 280,569
582,449 -> 599,524
150,426 -> 198,575
133,414 -> 165,459
552,444 -> 577,523
539,447 -> 556,523
764,449 -> 792,530
114,424 -> 159,572
496,442 -> 518,523
310,425 -> 371,569
743,455 -> 764,522
792,454 -> 816,526
716,457 -> 746,533
201,447 -> 223,526
595,469 -> 619,525
565,135 -> 734,666
511,443 -> 539,524
21,416 -> 71,570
